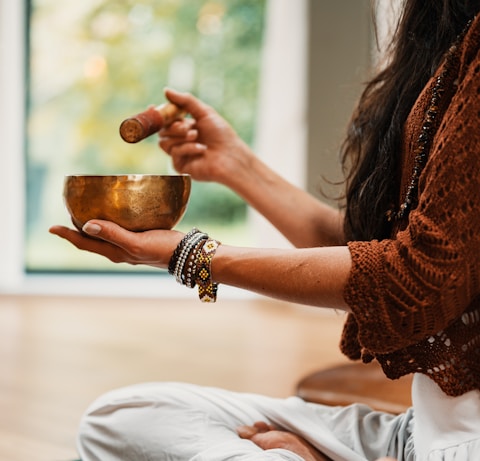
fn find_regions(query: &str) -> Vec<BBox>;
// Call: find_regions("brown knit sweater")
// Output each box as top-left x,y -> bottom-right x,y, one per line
341,15 -> 480,397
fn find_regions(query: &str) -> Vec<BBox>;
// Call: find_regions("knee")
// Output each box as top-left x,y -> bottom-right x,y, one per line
77,382 -> 204,460
77,384 -> 151,460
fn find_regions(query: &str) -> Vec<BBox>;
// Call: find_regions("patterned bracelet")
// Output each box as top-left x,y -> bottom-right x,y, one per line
195,238 -> 221,303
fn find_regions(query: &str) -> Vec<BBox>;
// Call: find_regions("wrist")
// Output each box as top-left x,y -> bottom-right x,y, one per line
219,145 -> 265,195
167,228 -> 221,302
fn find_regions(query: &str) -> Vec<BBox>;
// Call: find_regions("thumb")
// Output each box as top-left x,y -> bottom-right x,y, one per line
82,220 -> 136,251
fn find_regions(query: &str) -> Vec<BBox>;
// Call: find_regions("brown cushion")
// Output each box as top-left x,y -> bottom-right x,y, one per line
296,361 -> 412,414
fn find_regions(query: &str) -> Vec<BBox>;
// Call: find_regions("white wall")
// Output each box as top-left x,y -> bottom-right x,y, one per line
0,0 -> 26,291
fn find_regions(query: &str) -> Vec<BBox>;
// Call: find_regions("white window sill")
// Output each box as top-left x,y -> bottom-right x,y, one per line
1,272 -> 256,300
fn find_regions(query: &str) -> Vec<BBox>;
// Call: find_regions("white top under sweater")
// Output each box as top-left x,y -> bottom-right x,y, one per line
412,373 -> 480,460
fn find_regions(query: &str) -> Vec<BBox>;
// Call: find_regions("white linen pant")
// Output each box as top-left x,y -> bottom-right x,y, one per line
77,381 -> 415,461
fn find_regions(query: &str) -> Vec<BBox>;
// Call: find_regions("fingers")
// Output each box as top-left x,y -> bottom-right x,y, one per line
164,87 -> 212,120
49,224 -> 81,241
241,429 -> 289,452
237,426 -> 334,461
253,421 -> 274,432
237,421 -> 275,439
160,118 -> 196,137
50,221 -> 136,258
158,118 -> 206,160
51,220 -> 185,267
159,138 -> 206,158
49,225 -> 98,248
49,224 -> 127,262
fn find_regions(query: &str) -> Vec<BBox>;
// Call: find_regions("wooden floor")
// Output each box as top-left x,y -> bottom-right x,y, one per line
0,294 -> 349,461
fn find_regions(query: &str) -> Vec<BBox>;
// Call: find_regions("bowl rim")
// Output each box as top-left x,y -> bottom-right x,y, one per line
64,174 -> 190,178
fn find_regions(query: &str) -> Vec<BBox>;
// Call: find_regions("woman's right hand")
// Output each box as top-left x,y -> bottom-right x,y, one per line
160,88 -> 345,249
159,88 -> 254,187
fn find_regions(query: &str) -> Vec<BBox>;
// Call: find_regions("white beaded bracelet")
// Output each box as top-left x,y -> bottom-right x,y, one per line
173,232 -> 208,285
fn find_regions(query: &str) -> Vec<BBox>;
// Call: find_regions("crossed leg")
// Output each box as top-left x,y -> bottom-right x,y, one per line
77,382 -> 407,461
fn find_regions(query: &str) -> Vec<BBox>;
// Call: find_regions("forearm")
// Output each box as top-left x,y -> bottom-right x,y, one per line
225,153 -> 345,248
50,219 -> 351,310
211,244 -> 352,311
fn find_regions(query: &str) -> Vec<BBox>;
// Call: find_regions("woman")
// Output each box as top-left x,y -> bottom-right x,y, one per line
50,0 -> 480,459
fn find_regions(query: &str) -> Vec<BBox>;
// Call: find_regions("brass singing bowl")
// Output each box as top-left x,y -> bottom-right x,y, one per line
63,174 -> 191,232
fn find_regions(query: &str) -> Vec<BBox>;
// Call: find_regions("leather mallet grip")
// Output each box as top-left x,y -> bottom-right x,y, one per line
119,103 -> 186,143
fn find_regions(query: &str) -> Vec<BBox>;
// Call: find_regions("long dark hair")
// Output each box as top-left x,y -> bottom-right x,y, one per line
342,0 -> 480,241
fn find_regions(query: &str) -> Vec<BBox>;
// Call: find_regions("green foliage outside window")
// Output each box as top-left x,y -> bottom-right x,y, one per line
27,0 -> 266,271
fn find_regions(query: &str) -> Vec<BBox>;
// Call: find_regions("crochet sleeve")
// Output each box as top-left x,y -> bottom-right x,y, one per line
343,47 -> 480,355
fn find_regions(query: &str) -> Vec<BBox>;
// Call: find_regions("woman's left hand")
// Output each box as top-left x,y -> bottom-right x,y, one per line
49,220 -> 184,269
237,422 -> 332,461
237,423 -> 397,461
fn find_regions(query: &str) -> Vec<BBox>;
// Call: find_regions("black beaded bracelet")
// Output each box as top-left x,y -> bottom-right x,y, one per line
168,228 -> 200,275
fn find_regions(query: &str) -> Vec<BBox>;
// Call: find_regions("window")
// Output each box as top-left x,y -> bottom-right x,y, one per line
0,0 -> 312,296
26,0 -> 266,272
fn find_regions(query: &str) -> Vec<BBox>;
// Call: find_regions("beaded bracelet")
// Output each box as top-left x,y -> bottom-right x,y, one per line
195,238 -> 221,303
184,238 -> 206,289
173,231 -> 208,285
168,228 -> 200,275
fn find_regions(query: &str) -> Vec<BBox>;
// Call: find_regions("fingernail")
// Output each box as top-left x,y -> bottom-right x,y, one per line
82,222 -> 102,235
187,129 -> 198,140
